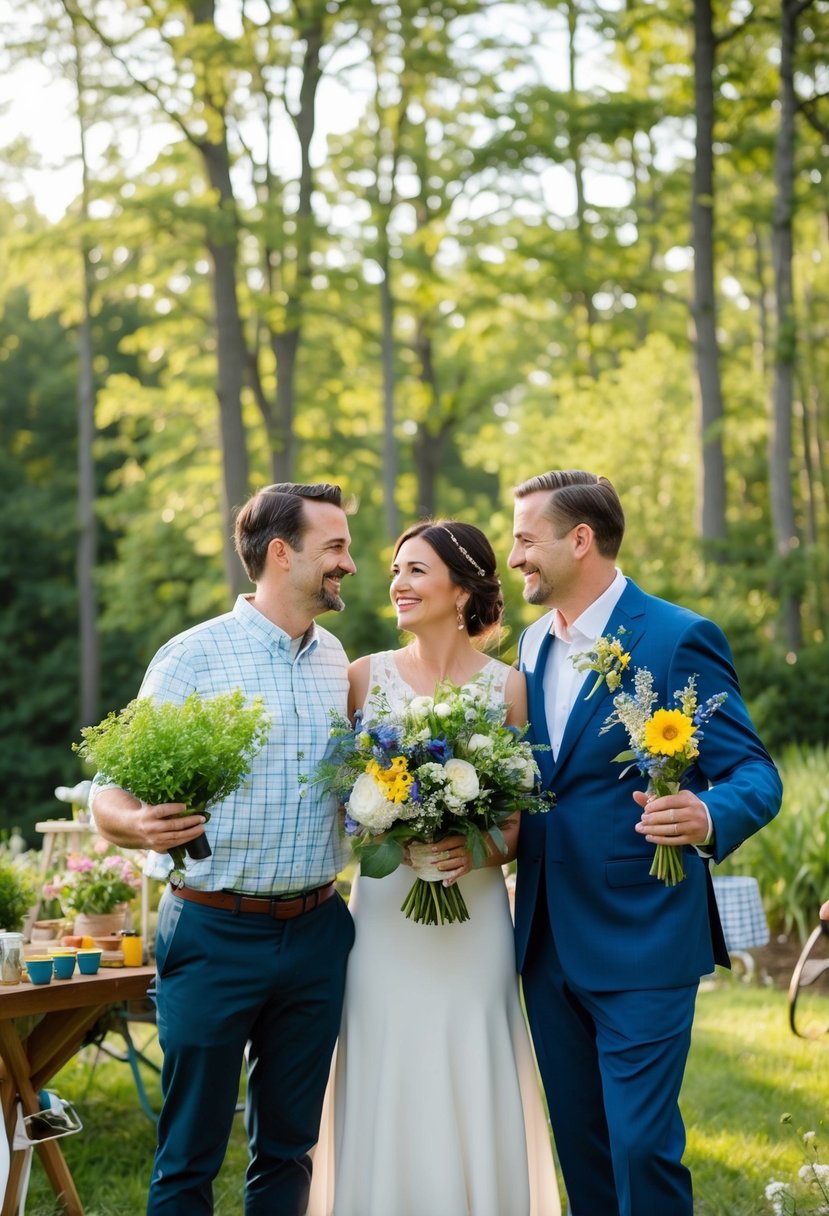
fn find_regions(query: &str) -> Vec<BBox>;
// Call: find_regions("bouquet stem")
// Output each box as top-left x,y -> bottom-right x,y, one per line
400,877 -> 470,925
647,778 -> 686,887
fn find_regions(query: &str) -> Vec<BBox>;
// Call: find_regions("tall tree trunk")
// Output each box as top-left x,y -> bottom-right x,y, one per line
200,140 -> 251,593
265,10 -> 324,483
70,13 -> 99,726
413,318 -> 445,518
769,0 -> 804,652
379,243 -> 399,539
566,0 -> 597,377
691,0 -> 727,551
270,330 -> 299,482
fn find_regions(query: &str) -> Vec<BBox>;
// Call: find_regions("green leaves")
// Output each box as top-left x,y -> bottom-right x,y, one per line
358,836 -> 405,880
73,690 -> 271,813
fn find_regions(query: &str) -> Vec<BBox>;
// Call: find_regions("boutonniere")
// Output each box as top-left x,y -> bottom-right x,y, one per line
571,628 -> 631,700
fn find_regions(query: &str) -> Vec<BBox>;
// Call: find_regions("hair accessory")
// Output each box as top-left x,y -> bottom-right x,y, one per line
440,527 -> 486,577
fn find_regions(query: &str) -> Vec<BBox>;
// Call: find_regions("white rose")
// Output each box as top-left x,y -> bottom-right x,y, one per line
347,772 -> 398,832
408,696 -> 434,719
467,733 -> 493,753
508,756 -> 537,790
433,702 -> 452,718
444,758 -> 480,802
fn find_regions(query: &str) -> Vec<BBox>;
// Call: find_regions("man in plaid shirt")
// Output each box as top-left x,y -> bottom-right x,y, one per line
93,482 -> 357,1216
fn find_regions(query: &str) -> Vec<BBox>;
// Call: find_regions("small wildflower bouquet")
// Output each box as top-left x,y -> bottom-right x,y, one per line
765,1115 -> 829,1215
74,690 -> 271,881
601,668 -> 727,886
320,679 -> 553,925
44,848 -> 142,916
571,628 -> 631,699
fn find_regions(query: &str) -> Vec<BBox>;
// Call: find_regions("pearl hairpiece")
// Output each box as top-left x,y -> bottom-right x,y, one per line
439,526 -> 487,577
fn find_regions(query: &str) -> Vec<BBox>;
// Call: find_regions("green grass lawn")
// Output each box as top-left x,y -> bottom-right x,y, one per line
19,977 -> 829,1215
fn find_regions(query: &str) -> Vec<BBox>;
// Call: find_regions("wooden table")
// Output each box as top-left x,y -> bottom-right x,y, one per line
0,966 -> 155,1215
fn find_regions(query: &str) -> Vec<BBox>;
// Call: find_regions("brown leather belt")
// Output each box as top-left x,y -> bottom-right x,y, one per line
171,880 -> 337,920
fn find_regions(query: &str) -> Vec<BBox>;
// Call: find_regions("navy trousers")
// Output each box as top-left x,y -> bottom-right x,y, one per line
522,884 -> 698,1216
147,888 -> 354,1216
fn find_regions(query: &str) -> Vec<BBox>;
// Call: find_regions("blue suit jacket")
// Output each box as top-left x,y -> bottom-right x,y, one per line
514,579 -> 782,989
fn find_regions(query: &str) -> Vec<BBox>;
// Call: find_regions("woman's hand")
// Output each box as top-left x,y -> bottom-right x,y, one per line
427,834 -> 474,887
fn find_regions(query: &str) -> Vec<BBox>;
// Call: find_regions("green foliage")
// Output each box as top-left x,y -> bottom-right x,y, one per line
746,644 -> 829,755
0,856 -> 37,931
75,690 -> 271,813
719,745 -> 829,943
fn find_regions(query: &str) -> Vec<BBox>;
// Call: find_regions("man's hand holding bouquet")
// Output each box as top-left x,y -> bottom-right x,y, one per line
320,679 -> 553,925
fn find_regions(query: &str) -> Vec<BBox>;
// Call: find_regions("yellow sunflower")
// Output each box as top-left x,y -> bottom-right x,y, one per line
644,709 -> 694,756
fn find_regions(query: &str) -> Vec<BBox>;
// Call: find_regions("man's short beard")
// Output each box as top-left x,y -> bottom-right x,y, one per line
320,588 -> 345,612
523,582 -> 550,606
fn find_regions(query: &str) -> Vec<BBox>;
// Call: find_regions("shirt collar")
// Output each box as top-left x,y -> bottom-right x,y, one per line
232,594 -> 319,658
550,569 -> 627,646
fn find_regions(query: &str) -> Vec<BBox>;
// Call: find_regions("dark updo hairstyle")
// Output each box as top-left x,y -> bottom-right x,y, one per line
393,520 -> 504,640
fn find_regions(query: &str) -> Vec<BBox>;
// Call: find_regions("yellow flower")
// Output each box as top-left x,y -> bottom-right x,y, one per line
644,709 -> 694,756
367,756 -> 414,804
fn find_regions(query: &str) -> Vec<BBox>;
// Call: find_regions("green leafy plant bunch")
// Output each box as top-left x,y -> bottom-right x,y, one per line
0,852 -> 37,931
74,691 -> 271,876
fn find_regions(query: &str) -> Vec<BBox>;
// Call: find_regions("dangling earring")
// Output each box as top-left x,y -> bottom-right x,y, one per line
456,604 -> 466,631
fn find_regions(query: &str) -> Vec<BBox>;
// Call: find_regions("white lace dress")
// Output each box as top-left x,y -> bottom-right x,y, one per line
307,652 -> 560,1216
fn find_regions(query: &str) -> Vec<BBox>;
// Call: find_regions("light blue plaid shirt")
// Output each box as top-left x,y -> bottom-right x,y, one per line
124,595 -> 349,893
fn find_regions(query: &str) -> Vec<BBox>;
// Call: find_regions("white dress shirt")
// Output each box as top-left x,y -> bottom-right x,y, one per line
543,570 -> 627,760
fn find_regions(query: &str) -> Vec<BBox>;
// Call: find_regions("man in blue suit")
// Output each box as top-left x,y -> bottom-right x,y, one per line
509,470 -> 782,1216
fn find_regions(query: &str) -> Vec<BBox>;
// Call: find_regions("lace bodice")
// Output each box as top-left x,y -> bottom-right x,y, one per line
364,650 -> 512,718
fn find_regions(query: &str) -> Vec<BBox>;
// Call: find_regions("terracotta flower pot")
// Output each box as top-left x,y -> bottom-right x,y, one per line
72,906 -> 128,940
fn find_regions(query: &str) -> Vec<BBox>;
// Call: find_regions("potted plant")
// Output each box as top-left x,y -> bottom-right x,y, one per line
44,847 -> 141,939
0,856 -> 37,933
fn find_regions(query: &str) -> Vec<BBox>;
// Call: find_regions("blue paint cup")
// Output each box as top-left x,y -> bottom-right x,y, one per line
76,950 -> 102,975
26,957 -> 54,985
52,953 -> 77,979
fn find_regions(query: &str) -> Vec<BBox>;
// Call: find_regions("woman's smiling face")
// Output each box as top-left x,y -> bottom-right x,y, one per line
390,537 -> 465,632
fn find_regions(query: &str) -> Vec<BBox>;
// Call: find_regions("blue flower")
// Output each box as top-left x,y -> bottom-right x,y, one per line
343,812 -> 361,836
368,722 -> 401,751
426,737 -> 452,762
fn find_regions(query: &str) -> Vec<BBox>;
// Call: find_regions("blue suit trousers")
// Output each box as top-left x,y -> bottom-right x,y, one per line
147,888 -> 354,1216
522,886 -> 698,1216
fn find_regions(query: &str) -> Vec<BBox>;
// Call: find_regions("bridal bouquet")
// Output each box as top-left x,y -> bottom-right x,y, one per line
321,680 -> 553,925
74,690 -> 271,881
601,668 -> 727,886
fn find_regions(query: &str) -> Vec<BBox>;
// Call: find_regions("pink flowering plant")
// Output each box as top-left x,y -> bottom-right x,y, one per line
44,848 -> 142,916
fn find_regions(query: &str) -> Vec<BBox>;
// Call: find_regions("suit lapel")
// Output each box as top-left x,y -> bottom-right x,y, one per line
552,582 -> 647,777
528,627 -> 555,789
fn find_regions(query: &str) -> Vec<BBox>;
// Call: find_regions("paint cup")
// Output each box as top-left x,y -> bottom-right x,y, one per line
76,950 -> 102,975
26,957 -> 54,985
52,953 -> 77,979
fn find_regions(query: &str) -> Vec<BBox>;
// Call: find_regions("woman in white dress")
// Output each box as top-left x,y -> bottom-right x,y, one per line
307,520 -> 560,1216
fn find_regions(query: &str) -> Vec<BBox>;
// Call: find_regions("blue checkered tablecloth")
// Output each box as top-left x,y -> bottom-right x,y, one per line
712,876 -> 770,951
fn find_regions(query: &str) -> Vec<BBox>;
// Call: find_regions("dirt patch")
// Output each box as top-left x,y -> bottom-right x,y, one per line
749,934 -> 805,988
